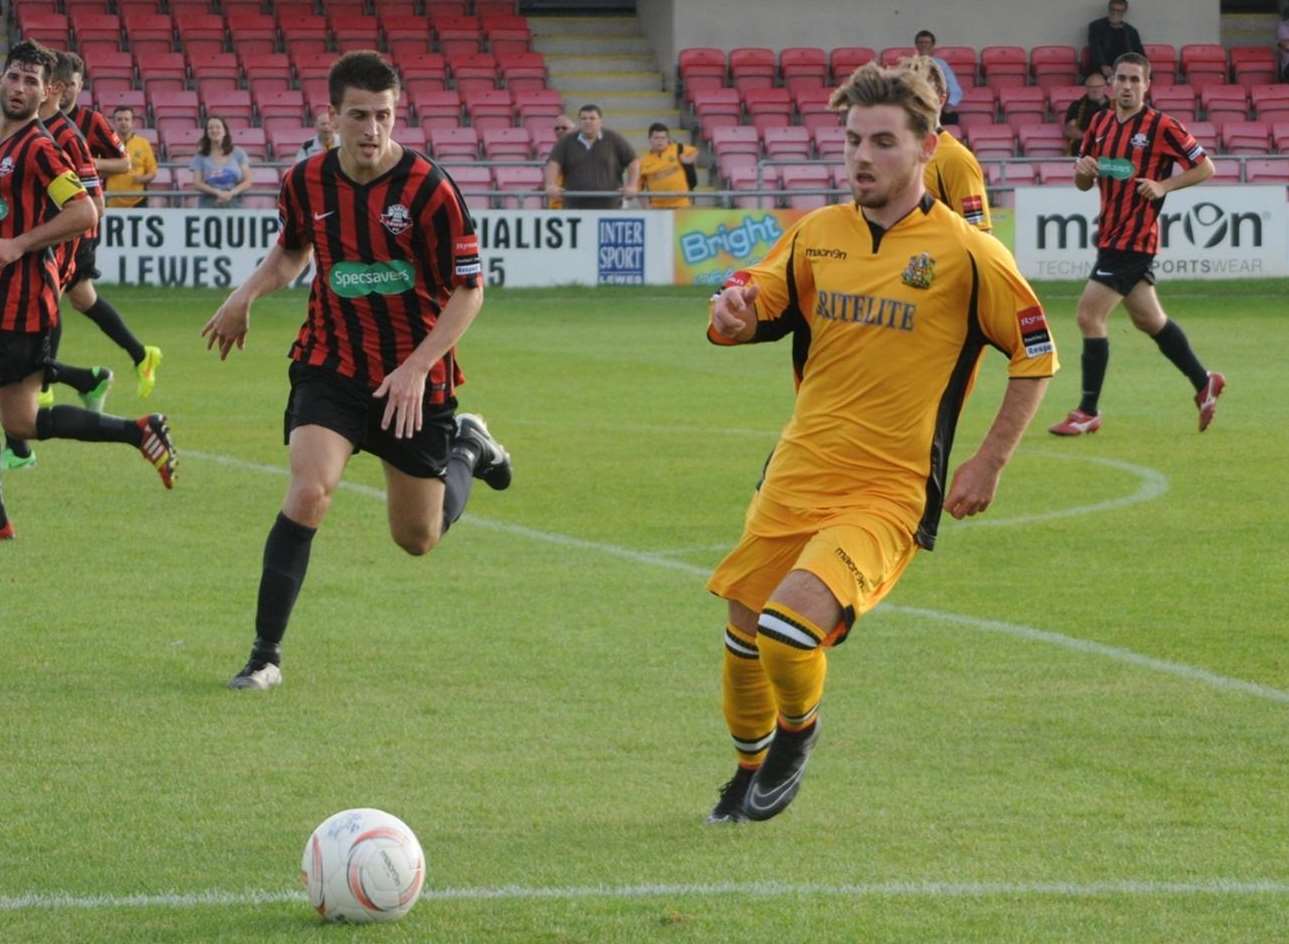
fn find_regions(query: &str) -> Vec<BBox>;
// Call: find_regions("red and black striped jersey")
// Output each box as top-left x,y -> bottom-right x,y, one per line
68,104 -> 127,163
1079,106 -> 1205,254
0,120 -> 88,332
43,111 -> 99,253
277,147 -> 482,399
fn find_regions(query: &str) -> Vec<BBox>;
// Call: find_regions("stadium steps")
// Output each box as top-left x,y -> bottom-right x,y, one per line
530,16 -> 654,55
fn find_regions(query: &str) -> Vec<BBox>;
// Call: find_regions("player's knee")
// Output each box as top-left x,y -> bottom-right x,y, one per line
284,481 -> 334,526
393,525 -> 439,557
1075,306 -> 1103,334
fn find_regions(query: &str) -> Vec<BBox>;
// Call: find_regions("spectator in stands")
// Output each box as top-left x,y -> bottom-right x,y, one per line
1088,0 -> 1144,79
639,122 -> 698,208
190,116 -> 253,208
295,108 -> 338,162
104,106 -> 157,208
1063,72 -> 1109,154
913,30 -> 963,124
547,114 -> 576,210
543,104 -> 639,209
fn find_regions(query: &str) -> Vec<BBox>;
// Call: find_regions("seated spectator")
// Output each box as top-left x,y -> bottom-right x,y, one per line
544,104 -> 639,209
914,30 -> 963,124
295,108 -> 339,162
1064,72 -> 1110,154
548,113 -> 575,210
1089,0 -> 1144,79
104,105 -> 157,208
639,122 -> 698,208
190,116 -> 252,208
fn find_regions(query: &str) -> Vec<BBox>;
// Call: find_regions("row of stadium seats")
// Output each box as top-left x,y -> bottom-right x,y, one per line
678,44 -> 1281,98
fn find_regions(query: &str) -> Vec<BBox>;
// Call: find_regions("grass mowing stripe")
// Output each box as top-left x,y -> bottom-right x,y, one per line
187,449 -> 1289,707
6,880 -> 1289,912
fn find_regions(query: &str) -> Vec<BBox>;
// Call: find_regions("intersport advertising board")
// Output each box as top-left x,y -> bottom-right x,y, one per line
1014,185 -> 1289,280
96,208 -> 676,288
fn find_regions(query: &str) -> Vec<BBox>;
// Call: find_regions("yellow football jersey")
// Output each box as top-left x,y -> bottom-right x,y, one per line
707,195 -> 1056,549
640,143 -> 698,208
924,130 -> 992,231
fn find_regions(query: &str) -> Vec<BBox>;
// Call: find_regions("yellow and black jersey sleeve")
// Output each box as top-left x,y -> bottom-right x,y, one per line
706,215 -> 815,346
927,133 -> 992,231
970,234 -> 1059,379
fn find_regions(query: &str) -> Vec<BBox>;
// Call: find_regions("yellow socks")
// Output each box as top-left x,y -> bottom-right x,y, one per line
756,603 -> 827,730
721,624 -> 776,767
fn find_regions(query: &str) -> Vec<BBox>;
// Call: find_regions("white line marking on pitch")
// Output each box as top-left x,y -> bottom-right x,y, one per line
186,451 -> 1288,706
5,879 -> 1289,912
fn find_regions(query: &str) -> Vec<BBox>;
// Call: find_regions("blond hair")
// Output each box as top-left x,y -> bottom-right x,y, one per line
828,61 -> 940,137
898,54 -> 947,104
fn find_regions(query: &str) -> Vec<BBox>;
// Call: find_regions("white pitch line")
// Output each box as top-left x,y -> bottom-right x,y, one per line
5,879 -> 1289,912
186,450 -> 1289,706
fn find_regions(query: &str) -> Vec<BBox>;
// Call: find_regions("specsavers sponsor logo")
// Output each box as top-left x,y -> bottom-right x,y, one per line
329,260 -> 415,297
1097,157 -> 1135,181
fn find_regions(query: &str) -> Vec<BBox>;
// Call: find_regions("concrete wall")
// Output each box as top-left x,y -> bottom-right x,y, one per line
641,0 -> 1221,87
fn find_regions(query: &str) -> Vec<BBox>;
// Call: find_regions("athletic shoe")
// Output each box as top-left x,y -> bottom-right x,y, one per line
137,414 -> 178,489
1194,371 -> 1225,432
454,413 -> 512,490
36,387 -> 54,408
706,767 -> 755,824
1,447 -> 36,471
0,520 -> 13,541
228,659 -> 282,690
743,720 -> 821,822
1048,409 -> 1102,437
79,367 -> 113,413
135,345 -> 163,399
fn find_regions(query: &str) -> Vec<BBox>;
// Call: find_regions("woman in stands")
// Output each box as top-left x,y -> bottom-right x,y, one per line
190,116 -> 253,208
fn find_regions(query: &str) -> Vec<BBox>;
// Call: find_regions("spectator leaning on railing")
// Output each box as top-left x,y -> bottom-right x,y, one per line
104,105 -> 157,208
190,116 -> 252,208
543,104 -> 639,209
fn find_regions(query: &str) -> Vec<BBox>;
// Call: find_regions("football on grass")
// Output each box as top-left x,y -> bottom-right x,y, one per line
300,808 -> 426,923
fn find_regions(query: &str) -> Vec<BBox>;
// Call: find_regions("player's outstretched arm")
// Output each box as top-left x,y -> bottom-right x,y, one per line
708,284 -> 760,343
0,195 -> 96,267
945,376 -> 1049,519
374,284 -> 485,440
201,242 -> 312,360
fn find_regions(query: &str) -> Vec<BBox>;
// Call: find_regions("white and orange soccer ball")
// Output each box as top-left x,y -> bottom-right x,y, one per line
300,808 -> 426,923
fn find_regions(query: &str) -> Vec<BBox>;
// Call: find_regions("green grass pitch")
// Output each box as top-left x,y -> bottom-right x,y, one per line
1,280 -> 1287,942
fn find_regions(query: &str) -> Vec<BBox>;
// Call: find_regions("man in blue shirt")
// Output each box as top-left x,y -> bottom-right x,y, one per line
914,30 -> 963,124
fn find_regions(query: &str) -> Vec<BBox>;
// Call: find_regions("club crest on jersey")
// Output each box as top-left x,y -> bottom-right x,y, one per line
901,252 -> 935,289
380,203 -> 412,235
0,157 -> 13,178
1130,132 -> 1150,148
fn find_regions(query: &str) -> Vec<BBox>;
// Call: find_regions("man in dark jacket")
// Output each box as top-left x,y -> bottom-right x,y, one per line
1089,0 -> 1145,78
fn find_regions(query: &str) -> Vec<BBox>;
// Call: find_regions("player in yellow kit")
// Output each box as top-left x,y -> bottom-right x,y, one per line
904,55 -> 992,231
704,62 -> 1057,824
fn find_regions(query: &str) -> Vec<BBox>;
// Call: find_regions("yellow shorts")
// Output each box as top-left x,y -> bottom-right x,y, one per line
706,490 -> 918,646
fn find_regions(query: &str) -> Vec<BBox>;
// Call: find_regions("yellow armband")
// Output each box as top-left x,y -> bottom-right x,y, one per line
47,170 -> 86,208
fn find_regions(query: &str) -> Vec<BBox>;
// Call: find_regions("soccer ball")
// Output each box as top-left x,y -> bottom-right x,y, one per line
300,808 -> 426,923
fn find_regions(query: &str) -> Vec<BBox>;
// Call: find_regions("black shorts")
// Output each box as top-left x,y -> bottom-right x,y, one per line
0,330 -> 52,386
1089,248 -> 1156,296
69,240 -> 100,286
283,361 -> 457,479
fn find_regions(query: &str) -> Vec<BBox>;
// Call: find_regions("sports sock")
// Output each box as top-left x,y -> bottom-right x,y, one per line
722,623 -> 776,768
756,603 -> 828,731
252,512 -> 318,662
1151,319 -> 1209,390
48,361 -> 98,395
81,297 -> 146,365
35,405 -> 142,445
5,436 -> 32,459
439,452 -> 475,534
1078,338 -> 1110,416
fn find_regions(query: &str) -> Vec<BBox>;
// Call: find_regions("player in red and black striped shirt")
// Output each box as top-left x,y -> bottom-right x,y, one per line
59,52 -> 163,401
0,42 -> 176,540
1050,52 -> 1226,437
203,51 -> 512,690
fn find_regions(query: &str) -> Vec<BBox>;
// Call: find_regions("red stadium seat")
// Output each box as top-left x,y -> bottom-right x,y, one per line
395,125 -> 428,153
1251,84 -> 1289,123
780,47 -> 827,91
679,47 -> 727,104
531,126 -> 558,160
226,12 -> 276,45
422,0 -> 467,14
710,125 -> 761,158
1000,161 -> 1037,185
1030,45 -> 1077,89
1047,84 -> 1084,118
727,163 -> 778,209
981,46 -> 1027,90
137,52 -> 186,89
18,12 -> 70,47
1244,156 -> 1289,183
395,51 -> 448,83
1180,44 -> 1227,90
965,123 -> 1016,159
998,86 -> 1047,123
494,166 -> 543,209
256,89 -> 306,123
499,52 -> 547,92
1221,120 -> 1270,155
485,16 -> 531,58
441,165 -> 490,205
202,88 -> 253,124
463,88 -> 513,131
1017,123 -> 1066,157
730,48 -> 775,92
938,46 -> 977,88
76,14 -> 122,46
174,11 -> 224,45
812,125 -> 845,159
85,49 -> 134,84
267,125 -> 316,161
1271,121 -> 1289,152
235,126 -> 268,161
781,164 -> 831,210
1036,160 -> 1073,185
878,46 -> 916,67
123,12 -> 172,47
1201,84 -> 1249,124
1204,158 -> 1241,183
763,125 -> 811,159
434,15 -> 483,57
450,52 -> 499,94
744,87 -> 792,119
829,47 -> 875,84
1230,46 -> 1276,89
150,88 -> 200,123
429,126 -> 479,160
1187,120 -> 1218,154
1151,85 -> 1197,124
411,87 -> 462,127
956,85 -> 998,126
513,88 -> 562,121
475,1 -> 516,17
97,89 -> 145,116
481,126 -> 531,159
382,13 -> 430,51
190,51 -> 239,85
1143,43 -> 1178,85
160,124 -> 204,160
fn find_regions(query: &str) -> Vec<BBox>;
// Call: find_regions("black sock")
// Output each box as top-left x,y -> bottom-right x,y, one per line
48,361 -> 98,395
35,406 -> 142,445
5,436 -> 31,459
1078,338 -> 1110,415
1151,319 -> 1209,390
81,298 -> 146,365
440,452 -> 476,534
252,512 -> 318,662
